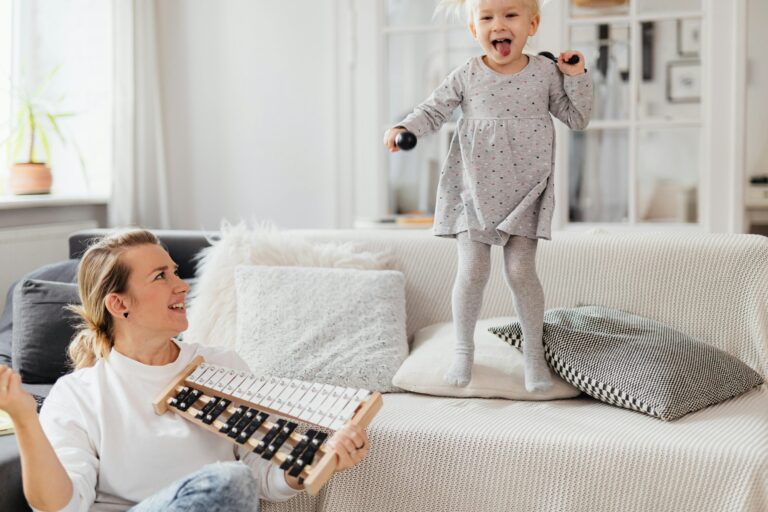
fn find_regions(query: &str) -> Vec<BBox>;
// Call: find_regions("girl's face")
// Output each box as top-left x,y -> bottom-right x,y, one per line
116,244 -> 190,339
469,0 -> 540,73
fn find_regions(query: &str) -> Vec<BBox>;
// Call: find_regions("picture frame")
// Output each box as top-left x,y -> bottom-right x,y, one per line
677,18 -> 700,58
666,61 -> 701,104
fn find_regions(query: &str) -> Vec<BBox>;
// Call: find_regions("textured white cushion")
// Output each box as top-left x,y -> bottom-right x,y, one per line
392,318 -> 581,400
234,265 -> 408,392
185,222 -> 394,351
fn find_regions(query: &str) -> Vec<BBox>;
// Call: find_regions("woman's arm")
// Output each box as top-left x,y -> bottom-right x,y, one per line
0,366 -> 73,512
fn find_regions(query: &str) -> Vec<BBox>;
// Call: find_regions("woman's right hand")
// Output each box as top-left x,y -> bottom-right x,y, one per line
383,127 -> 407,153
0,365 -> 38,421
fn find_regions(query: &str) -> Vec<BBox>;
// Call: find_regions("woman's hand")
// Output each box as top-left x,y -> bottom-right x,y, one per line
383,127 -> 407,153
558,50 -> 586,76
326,422 -> 369,472
0,365 -> 38,422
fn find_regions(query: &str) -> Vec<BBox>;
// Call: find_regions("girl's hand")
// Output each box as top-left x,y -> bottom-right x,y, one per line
0,365 -> 37,421
326,422 -> 369,472
558,50 -> 586,76
383,127 -> 406,153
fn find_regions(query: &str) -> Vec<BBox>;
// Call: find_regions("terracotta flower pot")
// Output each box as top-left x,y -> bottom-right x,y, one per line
9,162 -> 53,195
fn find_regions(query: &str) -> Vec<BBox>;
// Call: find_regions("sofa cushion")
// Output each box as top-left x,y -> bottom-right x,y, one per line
392,318 -> 581,400
0,259 -> 79,367
185,222 -> 396,352
12,279 -> 80,384
234,265 -> 408,392
489,305 -> 764,421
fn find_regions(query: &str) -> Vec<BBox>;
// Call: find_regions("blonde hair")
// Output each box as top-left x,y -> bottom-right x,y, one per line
436,0 -> 541,21
67,229 -> 161,370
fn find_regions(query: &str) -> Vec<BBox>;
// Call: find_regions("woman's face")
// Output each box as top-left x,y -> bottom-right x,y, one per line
118,244 -> 190,338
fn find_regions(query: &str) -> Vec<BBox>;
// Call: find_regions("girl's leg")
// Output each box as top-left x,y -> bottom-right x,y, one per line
445,231 -> 491,387
502,236 -> 554,392
128,461 -> 260,512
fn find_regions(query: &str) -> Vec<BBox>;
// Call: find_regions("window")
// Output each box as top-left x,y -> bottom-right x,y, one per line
1,0 -> 113,198
383,1 -> 476,215
0,0 -> 12,194
564,0 -> 703,226
349,0 -> 746,233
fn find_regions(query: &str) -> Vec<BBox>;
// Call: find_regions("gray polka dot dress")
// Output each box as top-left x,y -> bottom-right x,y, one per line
397,54 -> 593,245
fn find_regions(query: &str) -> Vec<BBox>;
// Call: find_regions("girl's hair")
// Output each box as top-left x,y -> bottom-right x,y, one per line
67,229 -> 161,370
436,0 -> 541,21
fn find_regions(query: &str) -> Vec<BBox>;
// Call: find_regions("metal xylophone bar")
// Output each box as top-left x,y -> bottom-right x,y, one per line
168,385 -> 328,482
184,362 -> 373,430
153,356 -> 383,495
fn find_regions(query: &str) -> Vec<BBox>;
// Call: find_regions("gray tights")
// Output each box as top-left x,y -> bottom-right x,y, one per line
444,231 -> 554,392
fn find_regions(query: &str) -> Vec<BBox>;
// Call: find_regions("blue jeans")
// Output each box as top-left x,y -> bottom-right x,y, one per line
128,461 -> 260,512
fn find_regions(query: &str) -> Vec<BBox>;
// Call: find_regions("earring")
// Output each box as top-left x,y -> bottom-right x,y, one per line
123,312 -> 129,318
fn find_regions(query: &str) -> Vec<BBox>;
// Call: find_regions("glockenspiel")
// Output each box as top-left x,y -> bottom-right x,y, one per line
153,356 -> 383,495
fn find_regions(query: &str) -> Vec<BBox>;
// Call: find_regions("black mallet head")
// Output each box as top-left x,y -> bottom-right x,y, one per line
539,51 -> 580,65
395,131 -> 417,151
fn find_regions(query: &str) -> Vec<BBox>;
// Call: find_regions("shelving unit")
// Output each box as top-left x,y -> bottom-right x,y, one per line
348,0 -> 746,233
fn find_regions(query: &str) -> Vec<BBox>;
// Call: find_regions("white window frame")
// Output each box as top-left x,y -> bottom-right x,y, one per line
0,0 -> 14,194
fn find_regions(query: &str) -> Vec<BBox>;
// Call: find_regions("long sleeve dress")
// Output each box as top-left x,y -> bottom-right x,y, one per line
397,54 -> 593,245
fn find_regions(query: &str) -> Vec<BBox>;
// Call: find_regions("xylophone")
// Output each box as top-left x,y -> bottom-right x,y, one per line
153,356 -> 383,495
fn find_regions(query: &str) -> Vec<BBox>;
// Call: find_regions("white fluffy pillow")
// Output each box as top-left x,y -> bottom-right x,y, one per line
234,265 -> 408,392
392,318 -> 582,400
185,222 -> 394,350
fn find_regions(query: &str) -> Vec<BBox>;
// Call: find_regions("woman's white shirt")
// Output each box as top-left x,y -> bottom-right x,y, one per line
35,341 -> 300,512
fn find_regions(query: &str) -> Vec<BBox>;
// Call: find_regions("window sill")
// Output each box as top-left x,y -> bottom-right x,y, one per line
0,194 -> 109,211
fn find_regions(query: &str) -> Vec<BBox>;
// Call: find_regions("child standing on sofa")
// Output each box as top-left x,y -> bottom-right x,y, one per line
383,0 -> 593,390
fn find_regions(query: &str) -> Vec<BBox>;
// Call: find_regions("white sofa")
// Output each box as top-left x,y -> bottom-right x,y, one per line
256,229 -> 768,512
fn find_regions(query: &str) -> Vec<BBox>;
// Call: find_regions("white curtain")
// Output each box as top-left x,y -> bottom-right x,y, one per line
110,0 -> 170,228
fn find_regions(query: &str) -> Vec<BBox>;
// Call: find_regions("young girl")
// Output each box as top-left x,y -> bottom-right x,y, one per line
384,0 -> 593,391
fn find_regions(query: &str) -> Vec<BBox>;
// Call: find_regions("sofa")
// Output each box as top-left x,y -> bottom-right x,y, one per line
1,228 -> 767,512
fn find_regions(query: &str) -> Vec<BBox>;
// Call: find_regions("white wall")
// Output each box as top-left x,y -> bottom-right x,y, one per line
747,0 -> 768,178
156,0 -> 340,230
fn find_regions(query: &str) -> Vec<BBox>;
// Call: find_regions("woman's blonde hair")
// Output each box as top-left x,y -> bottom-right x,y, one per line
436,0 -> 541,21
67,229 -> 161,370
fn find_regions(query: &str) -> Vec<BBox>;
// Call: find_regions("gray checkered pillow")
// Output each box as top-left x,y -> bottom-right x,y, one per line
489,306 -> 764,421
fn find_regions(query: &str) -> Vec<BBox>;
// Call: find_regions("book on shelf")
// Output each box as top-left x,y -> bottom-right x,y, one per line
355,213 -> 433,229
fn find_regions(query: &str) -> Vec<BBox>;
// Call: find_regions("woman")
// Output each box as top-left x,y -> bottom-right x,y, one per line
0,229 -> 369,512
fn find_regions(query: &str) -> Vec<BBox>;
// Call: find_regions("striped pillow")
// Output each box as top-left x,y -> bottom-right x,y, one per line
489,306 -> 764,421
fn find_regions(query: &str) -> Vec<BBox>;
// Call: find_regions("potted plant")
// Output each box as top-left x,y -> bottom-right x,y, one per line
2,67 -> 81,195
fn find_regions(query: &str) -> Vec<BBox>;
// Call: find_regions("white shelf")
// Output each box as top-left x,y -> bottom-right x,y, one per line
567,10 -> 703,26
586,118 -> 702,130
0,194 -> 108,211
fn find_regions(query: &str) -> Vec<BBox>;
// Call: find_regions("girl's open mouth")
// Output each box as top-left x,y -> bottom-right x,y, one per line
492,38 -> 512,57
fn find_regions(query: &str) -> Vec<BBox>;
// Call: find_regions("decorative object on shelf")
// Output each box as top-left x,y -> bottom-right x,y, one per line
667,61 -> 701,104
677,18 -> 701,58
746,175 -> 768,208
2,66 -> 84,195
641,21 -> 655,81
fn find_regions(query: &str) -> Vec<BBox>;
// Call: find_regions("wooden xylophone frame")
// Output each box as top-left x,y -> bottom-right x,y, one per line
152,355 -> 383,495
